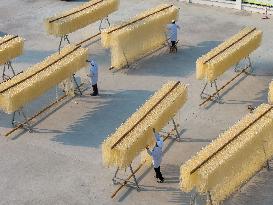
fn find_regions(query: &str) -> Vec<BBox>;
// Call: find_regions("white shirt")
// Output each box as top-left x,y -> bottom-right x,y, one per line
167,23 -> 180,42
147,146 -> 163,168
89,60 -> 98,85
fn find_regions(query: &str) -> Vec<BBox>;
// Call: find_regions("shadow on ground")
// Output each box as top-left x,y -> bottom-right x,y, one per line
52,89 -> 153,148
121,40 -> 222,78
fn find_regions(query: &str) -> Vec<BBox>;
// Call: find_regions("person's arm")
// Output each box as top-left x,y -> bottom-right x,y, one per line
146,147 -> 152,156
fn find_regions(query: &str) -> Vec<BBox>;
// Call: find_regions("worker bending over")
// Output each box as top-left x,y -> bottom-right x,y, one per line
146,128 -> 165,183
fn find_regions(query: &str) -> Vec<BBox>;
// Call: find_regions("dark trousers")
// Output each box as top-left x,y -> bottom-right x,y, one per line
171,41 -> 176,47
92,84 -> 98,95
154,166 -> 164,181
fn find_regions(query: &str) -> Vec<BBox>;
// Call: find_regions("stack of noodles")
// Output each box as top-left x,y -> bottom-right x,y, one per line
45,0 -> 119,37
101,4 -> 179,69
0,35 -> 24,65
102,81 -> 187,168
180,103 -> 273,205
196,27 -> 262,82
269,81 -> 273,104
0,45 -> 87,114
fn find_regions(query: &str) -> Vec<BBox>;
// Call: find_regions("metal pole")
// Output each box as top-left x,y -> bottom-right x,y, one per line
73,74 -> 82,96
129,164 -> 140,191
112,167 -> 119,184
20,109 -> 33,132
200,82 -> 208,99
64,35 -> 70,44
213,80 -> 220,100
172,118 -> 180,141
206,191 -> 213,205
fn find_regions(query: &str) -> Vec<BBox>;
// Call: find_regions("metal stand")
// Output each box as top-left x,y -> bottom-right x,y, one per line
171,117 -> 180,141
206,191 -> 213,205
11,108 -> 33,132
189,190 -> 198,205
234,56 -> 253,74
2,61 -> 16,81
200,80 -> 220,102
112,164 -> 140,192
58,34 -> 70,53
99,16 -> 111,31
72,74 -> 82,96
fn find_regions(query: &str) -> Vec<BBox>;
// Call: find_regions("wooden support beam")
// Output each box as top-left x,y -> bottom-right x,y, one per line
49,0 -> 104,23
0,35 -> 19,46
107,5 -> 173,34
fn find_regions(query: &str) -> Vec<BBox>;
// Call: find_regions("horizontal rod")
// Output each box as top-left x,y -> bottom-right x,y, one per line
111,81 -> 180,149
190,105 -> 273,174
107,5 -> 173,34
199,67 -> 247,106
76,32 -> 101,46
49,0 -> 104,23
0,35 -> 19,46
204,28 -> 256,64
0,46 -> 81,94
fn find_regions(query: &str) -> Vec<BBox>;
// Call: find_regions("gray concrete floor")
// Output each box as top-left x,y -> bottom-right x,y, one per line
0,0 -> 273,204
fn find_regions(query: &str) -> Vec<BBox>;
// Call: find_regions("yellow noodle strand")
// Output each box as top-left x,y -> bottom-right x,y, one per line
101,4 -> 179,69
196,27 -> 262,82
180,104 -> 273,205
102,81 -> 187,168
0,45 -> 88,114
0,35 -> 24,65
45,0 -> 119,36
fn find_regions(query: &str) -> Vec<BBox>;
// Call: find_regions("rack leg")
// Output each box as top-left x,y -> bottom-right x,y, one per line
200,82 -> 208,99
246,56 -> 253,74
172,118 -> 180,141
8,61 -> 16,76
73,74 -> 82,96
11,112 -> 16,127
213,80 -> 220,101
112,167 -> 119,184
122,48 -> 130,69
58,36 -> 64,53
129,164 -> 140,191
190,191 -> 197,205
2,64 -> 7,80
206,191 -> 213,205
64,35 -> 70,44
20,109 -> 33,133
106,16 -> 111,27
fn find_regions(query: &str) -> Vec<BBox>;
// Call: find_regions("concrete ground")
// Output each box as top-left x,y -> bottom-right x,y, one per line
0,0 -> 273,204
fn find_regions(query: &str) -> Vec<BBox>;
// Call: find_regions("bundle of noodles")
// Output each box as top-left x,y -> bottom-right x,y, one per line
102,81 -> 187,168
180,104 -> 273,205
0,45 -> 87,114
45,0 -> 119,37
101,4 -> 179,69
269,81 -> 273,104
196,27 -> 262,82
0,35 -> 24,65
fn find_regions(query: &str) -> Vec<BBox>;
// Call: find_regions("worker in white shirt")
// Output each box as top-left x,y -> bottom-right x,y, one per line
86,59 -> 99,96
146,128 -> 164,183
167,20 -> 180,53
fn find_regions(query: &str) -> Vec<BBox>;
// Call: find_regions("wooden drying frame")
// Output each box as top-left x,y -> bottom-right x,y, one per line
190,105 -> 273,174
111,81 -> 181,149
